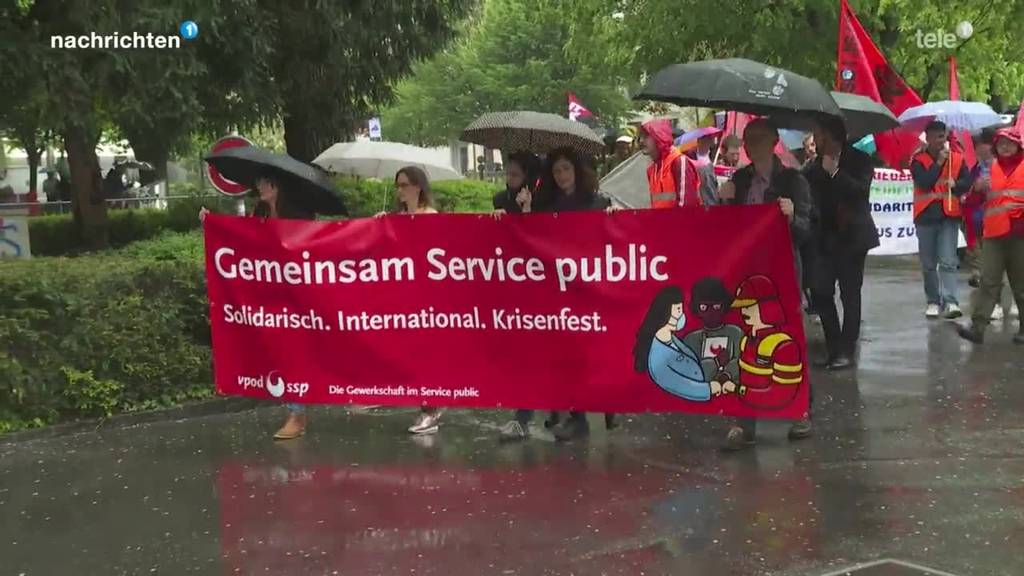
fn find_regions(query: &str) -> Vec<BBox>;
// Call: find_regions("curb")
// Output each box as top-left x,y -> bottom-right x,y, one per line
0,397 -> 262,445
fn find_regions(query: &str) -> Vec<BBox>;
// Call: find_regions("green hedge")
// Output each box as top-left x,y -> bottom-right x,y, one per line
0,232 -> 210,433
28,183 -> 243,257
338,176 -> 499,217
28,179 -> 496,256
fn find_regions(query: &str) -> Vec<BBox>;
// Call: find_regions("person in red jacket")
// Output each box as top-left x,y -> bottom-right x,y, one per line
957,127 -> 1024,345
640,119 -> 701,208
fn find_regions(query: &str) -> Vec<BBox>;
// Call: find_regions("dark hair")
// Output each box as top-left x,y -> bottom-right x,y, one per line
540,147 -> 599,203
633,286 -> 684,373
506,151 -> 542,191
251,170 -> 314,220
925,120 -> 948,134
976,127 -> 998,146
722,134 -> 742,150
817,115 -> 847,143
395,166 -> 433,211
689,277 -> 731,315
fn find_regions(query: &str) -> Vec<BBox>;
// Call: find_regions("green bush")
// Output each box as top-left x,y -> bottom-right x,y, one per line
28,183 -> 242,257
336,176 -> 500,217
0,237 -> 211,433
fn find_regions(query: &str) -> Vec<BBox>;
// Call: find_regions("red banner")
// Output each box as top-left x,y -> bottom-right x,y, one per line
204,208 -> 810,420
836,0 -> 923,169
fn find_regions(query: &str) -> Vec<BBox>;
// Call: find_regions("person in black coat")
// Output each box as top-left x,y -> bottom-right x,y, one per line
804,116 -> 880,370
718,119 -> 814,276
503,147 -> 616,443
492,151 -> 542,214
717,119 -> 814,451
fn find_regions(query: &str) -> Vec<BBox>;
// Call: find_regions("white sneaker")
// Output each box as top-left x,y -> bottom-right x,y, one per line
925,304 -> 941,318
992,304 -> 1005,321
408,411 -> 441,435
1011,303 -> 1020,318
944,303 -> 963,320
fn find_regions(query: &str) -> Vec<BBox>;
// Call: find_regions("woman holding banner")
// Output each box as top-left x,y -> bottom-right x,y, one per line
200,171 -> 315,440
376,167 -> 445,434
527,147 -> 619,441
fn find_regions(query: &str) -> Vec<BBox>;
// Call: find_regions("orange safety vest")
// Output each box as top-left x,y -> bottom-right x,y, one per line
984,159 -> 1024,239
647,147 -> 682,209
913,151 -> 963,219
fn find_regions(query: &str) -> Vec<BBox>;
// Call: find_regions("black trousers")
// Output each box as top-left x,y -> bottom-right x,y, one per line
812,250 -> 868,358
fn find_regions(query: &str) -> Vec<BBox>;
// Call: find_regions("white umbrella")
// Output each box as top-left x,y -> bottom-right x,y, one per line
313,141 -> 463,181
898,100 -> 1003,133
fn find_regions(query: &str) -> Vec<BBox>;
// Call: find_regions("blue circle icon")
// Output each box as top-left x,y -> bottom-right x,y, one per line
179,20 -> 199,40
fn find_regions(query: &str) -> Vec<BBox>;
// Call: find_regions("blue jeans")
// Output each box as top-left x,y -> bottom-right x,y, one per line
286,403 -> 305,414
917,219 -> 960,306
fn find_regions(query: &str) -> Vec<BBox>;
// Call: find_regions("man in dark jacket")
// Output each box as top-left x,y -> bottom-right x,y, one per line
718,119 -> 813,256
718,118 -> 814,451
805,116 -> 880,371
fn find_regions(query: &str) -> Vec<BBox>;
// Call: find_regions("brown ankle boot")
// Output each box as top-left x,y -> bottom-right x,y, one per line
273,413 -> 307,440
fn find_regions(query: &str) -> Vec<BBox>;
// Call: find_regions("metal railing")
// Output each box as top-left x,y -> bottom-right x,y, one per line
0,194 -> 228,216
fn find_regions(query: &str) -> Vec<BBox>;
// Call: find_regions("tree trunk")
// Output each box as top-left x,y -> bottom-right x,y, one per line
64,126 -> 109,249
26,148 -> 41,195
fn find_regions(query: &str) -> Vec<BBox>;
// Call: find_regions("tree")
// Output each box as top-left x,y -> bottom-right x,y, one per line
0,92 -> 49,197
381,0 -> 633,146
595,0 -> 1024,109
0,0 -> 117,247
110,0 -> 276,182
257,0 -> 473,161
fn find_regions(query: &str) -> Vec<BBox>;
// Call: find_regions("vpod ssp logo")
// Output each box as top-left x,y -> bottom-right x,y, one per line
264,371 -> 309,399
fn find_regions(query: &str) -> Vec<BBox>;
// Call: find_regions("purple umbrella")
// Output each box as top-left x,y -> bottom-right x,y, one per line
674,126 -> 723,147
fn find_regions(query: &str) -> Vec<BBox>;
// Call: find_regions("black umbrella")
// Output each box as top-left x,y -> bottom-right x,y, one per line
634,59 -> 842,119
830,91 -> 899,140
767,92 -> 900,141
461,111 -> 606,156
204,146 -> 347,216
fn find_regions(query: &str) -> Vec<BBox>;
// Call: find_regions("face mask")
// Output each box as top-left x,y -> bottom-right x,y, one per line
675,313 -> 687,331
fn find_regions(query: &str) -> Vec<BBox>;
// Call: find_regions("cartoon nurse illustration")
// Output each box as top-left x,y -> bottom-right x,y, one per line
633,286 -> 721,402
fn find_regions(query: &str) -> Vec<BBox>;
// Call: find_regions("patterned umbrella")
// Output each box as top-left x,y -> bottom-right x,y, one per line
461,111 -> 606,156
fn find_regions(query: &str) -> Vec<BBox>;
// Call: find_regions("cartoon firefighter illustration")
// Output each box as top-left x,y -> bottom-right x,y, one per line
720,275 -> 804,410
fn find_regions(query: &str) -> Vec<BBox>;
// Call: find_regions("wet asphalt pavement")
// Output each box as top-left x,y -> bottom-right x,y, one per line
1,266 -> 1022,576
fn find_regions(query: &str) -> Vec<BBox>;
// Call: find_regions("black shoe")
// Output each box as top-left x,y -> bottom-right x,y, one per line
827,355 -> 854,371
788,419 -> 813,440
955,324 -> 984,344
604,413 -> 619,430
1014,332 -> 1024,345
553,415 -> 589,442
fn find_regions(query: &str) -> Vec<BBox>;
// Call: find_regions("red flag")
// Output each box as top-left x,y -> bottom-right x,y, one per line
836,0 -> 923,168
948,56 -> 977,167
567,92 -> 594,122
